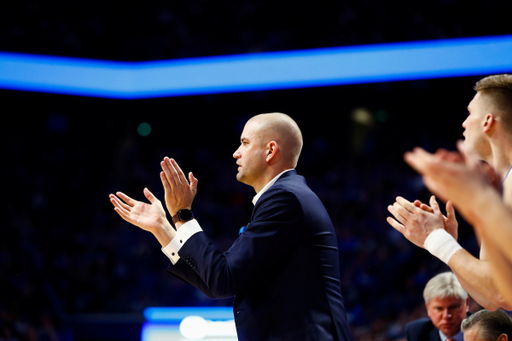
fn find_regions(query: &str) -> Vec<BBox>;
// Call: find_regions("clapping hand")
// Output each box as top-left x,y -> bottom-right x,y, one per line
109,188 -> 173,234
160,157 -> 198,217
413,197 -> 458,240
387,195 -> 446,248
404,141 -> 502,206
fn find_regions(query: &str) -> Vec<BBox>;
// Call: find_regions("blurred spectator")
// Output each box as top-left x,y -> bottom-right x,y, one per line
405,272 -> 469,341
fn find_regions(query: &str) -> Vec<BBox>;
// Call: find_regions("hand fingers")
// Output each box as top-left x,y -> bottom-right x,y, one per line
109,195 -> 133,221
160,171 -> 172,192
419,203 -> 433,213
143,187 -> 160,204
110,194 -> 133,211
446,200 -> 456,221
115,192 -> 137,206
161,157 -> 178,188
386,216 -> 406,234
434,148 -> 449,158
387,204 -> 410,225
109,195 -> 122,209
413,199 -> 434,213
170,158 -> 188,185
445,151 -> 464,163
189,172 -> 198,193
429,195 -> 443,217
404,147 -> 431,175
166,158 -> 183,184
113,206 -> 133,223
395,196 -> 418,214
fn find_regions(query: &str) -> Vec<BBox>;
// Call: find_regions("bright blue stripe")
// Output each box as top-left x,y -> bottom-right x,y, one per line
143,307 -> 234,322
1,35 -> 512,98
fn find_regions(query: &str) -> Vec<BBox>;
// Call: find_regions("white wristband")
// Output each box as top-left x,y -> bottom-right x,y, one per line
423,229 -> 462,264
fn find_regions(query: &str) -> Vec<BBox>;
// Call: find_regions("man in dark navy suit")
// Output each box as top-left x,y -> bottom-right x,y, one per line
406,272 -> 470,341
110,113 -> 352,341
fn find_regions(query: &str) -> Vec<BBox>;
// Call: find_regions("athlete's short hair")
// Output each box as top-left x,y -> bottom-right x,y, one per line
474,74 -> 512,132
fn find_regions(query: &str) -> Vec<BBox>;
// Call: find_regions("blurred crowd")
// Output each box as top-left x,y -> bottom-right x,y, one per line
1,0 -> 511,61
2,0 -> 511,340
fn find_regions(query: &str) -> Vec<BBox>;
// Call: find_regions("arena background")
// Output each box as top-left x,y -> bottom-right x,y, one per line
1,0 -> 511,340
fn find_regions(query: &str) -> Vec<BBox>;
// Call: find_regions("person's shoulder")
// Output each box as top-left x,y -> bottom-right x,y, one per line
405,317 -> 435,336
406,317 -> 432,328
256,171 -> 304,207
271,170 -> 309,192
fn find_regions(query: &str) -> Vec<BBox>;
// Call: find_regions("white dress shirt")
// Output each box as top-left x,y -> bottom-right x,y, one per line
161,169 -> 294,265
439,329 -> 464,341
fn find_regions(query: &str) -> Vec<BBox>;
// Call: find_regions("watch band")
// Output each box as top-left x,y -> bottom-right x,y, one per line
172,209 -> 194,224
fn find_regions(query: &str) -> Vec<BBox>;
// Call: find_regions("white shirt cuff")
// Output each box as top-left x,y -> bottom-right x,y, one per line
161,219 -> 202,265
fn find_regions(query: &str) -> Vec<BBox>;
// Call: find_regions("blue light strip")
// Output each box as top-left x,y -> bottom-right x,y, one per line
1,35 -> 512,99
143,307 -> 234,323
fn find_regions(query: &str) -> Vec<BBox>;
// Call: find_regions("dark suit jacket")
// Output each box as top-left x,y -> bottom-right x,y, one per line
168,170 -> 352,341
406,318 -> 442,341
406,314 -> 471,341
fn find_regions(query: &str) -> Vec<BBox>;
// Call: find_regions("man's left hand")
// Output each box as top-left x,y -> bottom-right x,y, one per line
160,157 -> 198,217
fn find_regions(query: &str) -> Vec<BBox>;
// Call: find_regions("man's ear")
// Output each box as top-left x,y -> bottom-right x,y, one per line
266,141 -> 278,162
497,333 -> 508,341
482,113 -> 496,133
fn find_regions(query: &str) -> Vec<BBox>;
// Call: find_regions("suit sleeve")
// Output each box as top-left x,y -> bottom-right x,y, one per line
168,258 -> 217,299
169,187 -> 305,299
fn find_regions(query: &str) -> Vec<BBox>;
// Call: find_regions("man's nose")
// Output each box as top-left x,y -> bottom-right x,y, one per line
233,148 -> 240,159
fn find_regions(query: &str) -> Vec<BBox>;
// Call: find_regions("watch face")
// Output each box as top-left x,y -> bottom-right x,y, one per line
178,209 -> 194,221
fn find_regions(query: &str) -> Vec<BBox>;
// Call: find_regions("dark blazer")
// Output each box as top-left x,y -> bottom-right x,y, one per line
168,170 -> 352,341
405,318 -> 442,341
406,313 -> 471,341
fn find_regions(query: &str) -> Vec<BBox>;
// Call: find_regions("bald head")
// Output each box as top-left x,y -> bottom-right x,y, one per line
247,113 -> 303,168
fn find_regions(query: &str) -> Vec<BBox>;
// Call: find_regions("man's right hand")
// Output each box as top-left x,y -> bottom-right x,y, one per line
109,188 -> 173,235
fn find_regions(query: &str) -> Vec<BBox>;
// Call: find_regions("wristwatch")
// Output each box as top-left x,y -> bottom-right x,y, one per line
172,209 -> 194,224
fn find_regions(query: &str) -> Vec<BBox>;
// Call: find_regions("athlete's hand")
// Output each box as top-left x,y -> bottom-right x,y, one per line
387,195 -> 445,248
413,197 -> 458,240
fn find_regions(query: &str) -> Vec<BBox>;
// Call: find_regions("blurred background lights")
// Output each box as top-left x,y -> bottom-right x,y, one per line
179,316 -> 237,339
351,107 -> 374,126
179,316 -> 207,339
138,122 -> 151,136
376,109 -> 389,122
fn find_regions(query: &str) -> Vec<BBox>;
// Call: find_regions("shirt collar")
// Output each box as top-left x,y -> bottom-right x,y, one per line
252,169 -> 294,205
439,329 -> 463,341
